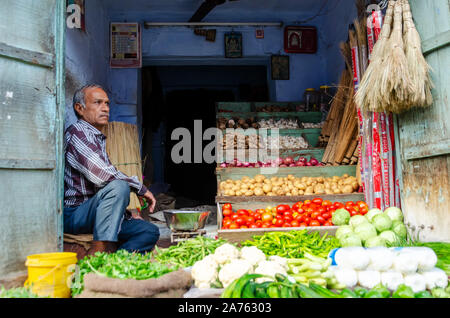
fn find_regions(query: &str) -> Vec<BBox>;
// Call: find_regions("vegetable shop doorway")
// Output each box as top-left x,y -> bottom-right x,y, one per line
141,64 -> 269,206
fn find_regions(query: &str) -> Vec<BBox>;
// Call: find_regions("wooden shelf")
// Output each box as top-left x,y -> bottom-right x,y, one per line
216,193 -> 365,204
217,226 -> 338,244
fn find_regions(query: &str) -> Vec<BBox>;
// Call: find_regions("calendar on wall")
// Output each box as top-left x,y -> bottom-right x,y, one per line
110,22 -> 142,68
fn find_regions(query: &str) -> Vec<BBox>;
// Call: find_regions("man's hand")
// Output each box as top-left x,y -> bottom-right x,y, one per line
141,190 -> 157,213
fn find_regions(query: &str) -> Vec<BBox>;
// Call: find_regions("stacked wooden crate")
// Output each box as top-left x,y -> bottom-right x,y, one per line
215,102 -> 364,241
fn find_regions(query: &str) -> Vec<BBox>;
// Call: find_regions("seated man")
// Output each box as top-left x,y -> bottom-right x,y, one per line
64,84 -> 159,255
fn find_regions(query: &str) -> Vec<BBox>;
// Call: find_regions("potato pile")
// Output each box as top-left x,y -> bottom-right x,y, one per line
219,174 -> 360,197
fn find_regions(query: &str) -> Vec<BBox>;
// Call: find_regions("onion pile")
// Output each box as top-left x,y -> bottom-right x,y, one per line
219,156 -> 322,168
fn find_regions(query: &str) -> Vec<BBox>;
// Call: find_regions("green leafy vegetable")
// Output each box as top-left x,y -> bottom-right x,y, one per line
153,236 -> 227,268
71,249 -> 174,297
0,286 -> 43,298
241,230 -> 340,259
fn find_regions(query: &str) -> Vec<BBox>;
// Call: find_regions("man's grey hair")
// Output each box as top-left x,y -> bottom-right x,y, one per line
73,84 -> 108,119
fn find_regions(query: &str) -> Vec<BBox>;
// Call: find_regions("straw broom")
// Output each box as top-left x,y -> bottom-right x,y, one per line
402,0 -> 433,109
379,0 -> 413,113
103,122 -> 143,211
355,0 -> 395,111
319,70 -> 351,146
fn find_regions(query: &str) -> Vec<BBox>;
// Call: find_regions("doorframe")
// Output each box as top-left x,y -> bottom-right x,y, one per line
142,56 -> 276,101
55,0 -> 67,251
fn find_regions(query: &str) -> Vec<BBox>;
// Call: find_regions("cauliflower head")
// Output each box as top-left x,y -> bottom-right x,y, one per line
240,246 -> 266,266
254,260 -> 287,283
191,255 -> 219,289
218,259 -> 253,288
212,243 -> 240,265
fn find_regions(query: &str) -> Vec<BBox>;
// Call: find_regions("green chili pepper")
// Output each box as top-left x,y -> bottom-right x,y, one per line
267,284 -> 281,298
392,284 -> 415,298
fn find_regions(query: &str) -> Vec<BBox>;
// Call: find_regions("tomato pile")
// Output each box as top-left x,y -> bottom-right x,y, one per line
220,199 -> 369,230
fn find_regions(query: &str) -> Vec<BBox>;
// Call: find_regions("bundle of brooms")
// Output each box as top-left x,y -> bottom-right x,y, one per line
321,27 -> 363,166
102,121 -> 144,211
355,0 -> 433,113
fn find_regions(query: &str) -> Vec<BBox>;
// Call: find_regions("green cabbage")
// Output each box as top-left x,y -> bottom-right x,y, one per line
379,230 -> 399,246
384,207 -> 403,222
349,215 -> 369,227
366,208 -> 383,222
332,208 -> 351,226
372,214 -> 393,233
392,222 -> 407,239
364,236 -> 387,248
336,225 -> 354,241
341,234 -> 363,247
354,223 -> 377,243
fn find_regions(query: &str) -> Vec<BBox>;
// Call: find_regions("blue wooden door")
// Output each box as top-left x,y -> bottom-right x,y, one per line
0,0 -> 65,276
396,0 -> 450,242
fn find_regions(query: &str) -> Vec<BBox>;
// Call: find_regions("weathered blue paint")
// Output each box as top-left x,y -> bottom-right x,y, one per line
0,0 -> 65,277
396,0 -> 450,242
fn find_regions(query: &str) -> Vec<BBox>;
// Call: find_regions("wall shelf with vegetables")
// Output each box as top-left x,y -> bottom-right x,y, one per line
216,199 -> 370,243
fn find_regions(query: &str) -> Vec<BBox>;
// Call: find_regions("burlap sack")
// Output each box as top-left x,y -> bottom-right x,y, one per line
79,269 -> 192,298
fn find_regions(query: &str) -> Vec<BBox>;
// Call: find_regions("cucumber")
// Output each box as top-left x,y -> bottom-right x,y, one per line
241,281 -> 256,298
308,283 -> 343,298
296,284 -> 323,298
254,282 -> 271,298
267,284 -> 281,298
231,274 -> 264,298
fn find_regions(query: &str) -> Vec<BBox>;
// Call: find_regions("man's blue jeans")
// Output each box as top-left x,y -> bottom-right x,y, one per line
63,180 -> 160,253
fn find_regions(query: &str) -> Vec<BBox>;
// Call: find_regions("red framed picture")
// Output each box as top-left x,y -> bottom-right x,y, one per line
284,26 -> 317,54
255,29 -> 264,39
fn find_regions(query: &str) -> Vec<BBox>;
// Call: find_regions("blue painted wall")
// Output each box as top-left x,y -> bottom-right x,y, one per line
65,0 -> 111,129
65,0 -> 357,128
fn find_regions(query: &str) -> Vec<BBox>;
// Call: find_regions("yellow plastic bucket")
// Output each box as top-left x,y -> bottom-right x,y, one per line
24,252 -> 78,298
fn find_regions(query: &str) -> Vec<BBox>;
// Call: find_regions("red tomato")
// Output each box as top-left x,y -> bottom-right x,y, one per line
255,220 -> 263,228
254,213 -> 262,220
249,224 -> 258,229
295,214 -> 305,222
229,223 -> 239,229
309,220 -> 321,227
311,212 -> 321,220
235,217 -> 246,226
246,216 -> 255,225
322,212 -> 331,220
353,205 -> 360,212
222,219 -> 232,227
322,200 -> 332,207
292,201 -> 303,211
261,213 -> 273,223
231,214 -> 239,221
222,225 -> 229,230
312,198 -> 323,205
304,217 -> 311,224
350,210 -> 358,217
237,209 -> 249,216
240,225 -> 248,229
334,202 -> 344,209
310,203 -> 319,210
324,221 -> 333,226
318,206 -> 326,214
282,222 -> 292,227
283,211 -> 293,219
283,215 -> 293,223
223,203 -> 232,210
317,216 -> 326,225
297,208 -> 305,214
276,204 -> 290,214
222,208 -> 233,217
291,220 -> 300,227
256,209 -> 265,214
262,222 -> 272,228
360,206 -> 369,215
304,200 -> 312,205
299,222 -> 308,227
275,219 -> 284,227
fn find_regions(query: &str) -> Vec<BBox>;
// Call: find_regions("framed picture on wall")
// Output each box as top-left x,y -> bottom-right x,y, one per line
271,55 -> 290,80
225,32 -> 243,58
